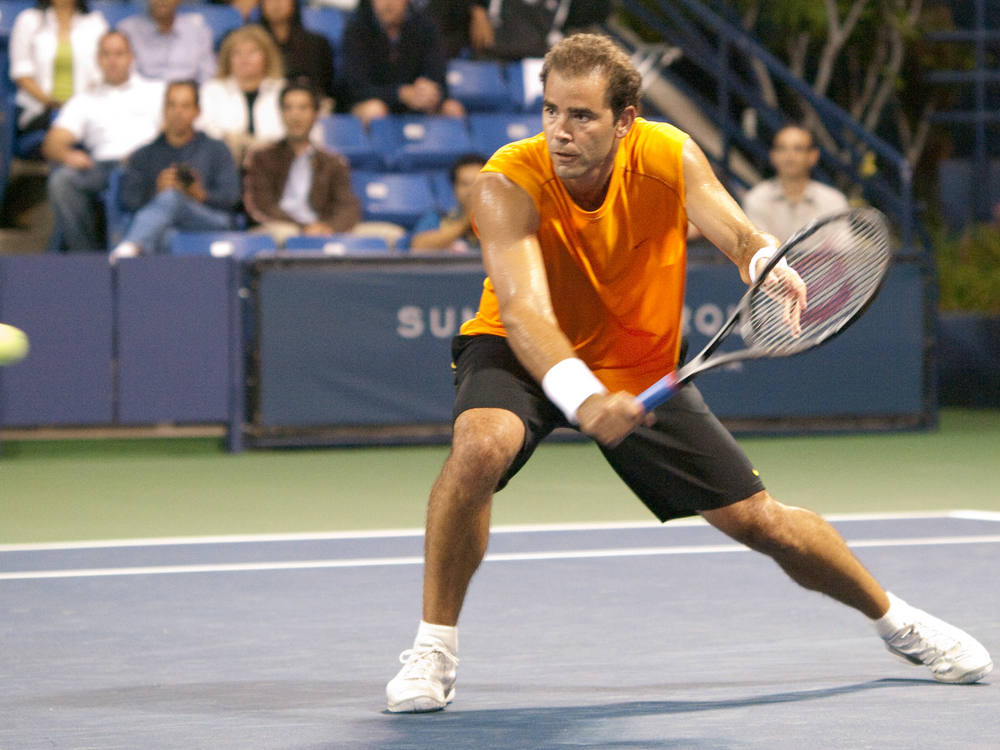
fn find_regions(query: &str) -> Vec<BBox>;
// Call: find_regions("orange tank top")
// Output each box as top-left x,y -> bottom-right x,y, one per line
461,118 -> 690,395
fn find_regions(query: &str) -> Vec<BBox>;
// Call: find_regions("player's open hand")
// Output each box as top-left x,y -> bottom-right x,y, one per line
576,391 -> 652,448
761,263 -> 808,337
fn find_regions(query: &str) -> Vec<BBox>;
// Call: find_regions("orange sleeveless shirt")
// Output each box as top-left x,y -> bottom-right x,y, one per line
461,118 -> 690,395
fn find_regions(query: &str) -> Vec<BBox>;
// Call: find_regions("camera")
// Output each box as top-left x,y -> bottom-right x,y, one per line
174,164 -> 195,189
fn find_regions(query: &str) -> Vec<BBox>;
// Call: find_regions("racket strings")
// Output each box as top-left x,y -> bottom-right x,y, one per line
745,209 -> 891,356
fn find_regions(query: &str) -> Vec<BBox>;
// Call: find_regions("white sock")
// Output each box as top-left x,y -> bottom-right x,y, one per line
872,592 -> 911,639
416,620 -> 458,654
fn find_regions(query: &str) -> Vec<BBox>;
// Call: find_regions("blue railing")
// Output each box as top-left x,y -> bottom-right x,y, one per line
608,0 -> 926,256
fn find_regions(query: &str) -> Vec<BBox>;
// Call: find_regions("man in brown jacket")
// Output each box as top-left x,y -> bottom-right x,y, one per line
244,78 -> 361,245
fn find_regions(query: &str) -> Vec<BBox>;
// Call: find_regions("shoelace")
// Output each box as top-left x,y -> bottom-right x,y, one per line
892,623 -> 962,664
397,646 -> 459,680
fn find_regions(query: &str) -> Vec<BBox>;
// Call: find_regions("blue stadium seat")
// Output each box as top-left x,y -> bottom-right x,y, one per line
429,170 -> 456,215
301,6 -> 345,48
351,171 -> 434,228
319,114 -> 382,171
368,115 -> 475,171
468,113 -> 542,158
445,60 -> 510,113
283,233 -> 390,256
0,0 -> 33,40
170,231 -> 276,260
505,59 -> 545,112
91,0 -> 141,28
179,4 -> 242,48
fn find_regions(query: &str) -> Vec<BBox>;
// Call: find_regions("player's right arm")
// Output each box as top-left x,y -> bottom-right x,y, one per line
473,172 -> 647,446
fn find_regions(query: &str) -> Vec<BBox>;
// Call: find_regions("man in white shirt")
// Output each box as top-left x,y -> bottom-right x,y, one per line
43,31 -> 165,251
117,0 -> 217,84
741,125 -> 849,243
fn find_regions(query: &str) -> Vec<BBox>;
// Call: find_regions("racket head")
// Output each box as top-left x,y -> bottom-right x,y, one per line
741,207 -> 892,357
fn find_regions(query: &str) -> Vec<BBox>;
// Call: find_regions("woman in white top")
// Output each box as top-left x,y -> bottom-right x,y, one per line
196,24 -> 286,163
8,0 -> 108,131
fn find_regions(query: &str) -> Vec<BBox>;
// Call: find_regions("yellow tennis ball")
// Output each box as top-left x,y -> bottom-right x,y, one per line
0,323 -> 29,366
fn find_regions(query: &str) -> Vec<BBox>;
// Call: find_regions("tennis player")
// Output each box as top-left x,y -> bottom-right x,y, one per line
386,34 -> 992,712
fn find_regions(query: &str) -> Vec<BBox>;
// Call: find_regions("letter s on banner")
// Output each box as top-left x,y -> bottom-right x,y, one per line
397,306 -> 424,338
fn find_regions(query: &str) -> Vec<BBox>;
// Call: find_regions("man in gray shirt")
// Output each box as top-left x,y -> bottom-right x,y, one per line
118,0 -> 216,84
742,125 -> 849,243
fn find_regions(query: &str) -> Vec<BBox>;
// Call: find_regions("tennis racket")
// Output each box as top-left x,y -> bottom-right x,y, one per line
636,206 -> 892,411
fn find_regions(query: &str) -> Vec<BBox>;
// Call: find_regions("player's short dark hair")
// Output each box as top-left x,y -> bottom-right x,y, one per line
166,79 -> 200,109
449,153 -> 487,185
280,77 -> 321,111
540,33 -> 642,121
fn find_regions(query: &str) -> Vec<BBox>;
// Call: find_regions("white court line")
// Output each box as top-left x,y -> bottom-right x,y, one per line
2,535 -> 1000,582
1,510 -> 993,553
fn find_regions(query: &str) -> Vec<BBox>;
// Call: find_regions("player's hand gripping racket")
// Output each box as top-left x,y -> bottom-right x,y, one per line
636,207 -> 892,411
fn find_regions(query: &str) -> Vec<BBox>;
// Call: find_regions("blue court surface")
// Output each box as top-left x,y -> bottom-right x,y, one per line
1,512 -> 997,749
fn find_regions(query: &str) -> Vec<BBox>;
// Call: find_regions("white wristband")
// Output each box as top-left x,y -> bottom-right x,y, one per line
748,245 -> 788,283
541,358 -> 607,424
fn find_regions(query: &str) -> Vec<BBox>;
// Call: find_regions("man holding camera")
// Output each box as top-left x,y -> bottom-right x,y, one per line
111,80 -> 240,259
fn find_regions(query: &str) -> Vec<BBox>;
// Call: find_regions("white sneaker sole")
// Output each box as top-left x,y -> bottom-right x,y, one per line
387,687 -> 456,713
886,644 -> 994,684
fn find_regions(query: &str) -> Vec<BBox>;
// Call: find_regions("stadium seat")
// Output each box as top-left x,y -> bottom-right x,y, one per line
351,171 -> 434,228
368,115 -> 475,171
429,170 -> 457,215
179,4 -> 242,48
91,0 -> 141,28
0,0 -> 33,40
468,112 -> 542,158
283,233 -> 390,256
445,60 -> 510,113
170,231 -> 276,260
319,114 -> 382,171
505,58 -> 545,112
301,6 -> 345,48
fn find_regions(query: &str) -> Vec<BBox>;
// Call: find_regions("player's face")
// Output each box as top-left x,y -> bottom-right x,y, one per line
770,127 -> 819,181
281,90 -> 318,140
542,69 -> 632,192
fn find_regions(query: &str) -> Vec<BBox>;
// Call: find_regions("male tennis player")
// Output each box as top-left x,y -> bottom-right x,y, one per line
386,34 -> 992,712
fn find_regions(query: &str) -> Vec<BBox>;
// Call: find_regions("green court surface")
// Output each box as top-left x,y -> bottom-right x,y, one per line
1,409 -> 999,545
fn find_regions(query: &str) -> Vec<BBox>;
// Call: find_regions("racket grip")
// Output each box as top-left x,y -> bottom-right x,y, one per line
635,372 -> 679,411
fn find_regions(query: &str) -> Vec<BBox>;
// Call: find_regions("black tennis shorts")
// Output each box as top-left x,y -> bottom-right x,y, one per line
451,334 -> 765,522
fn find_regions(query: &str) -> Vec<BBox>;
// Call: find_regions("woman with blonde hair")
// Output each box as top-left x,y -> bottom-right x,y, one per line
196,24 -> 286,161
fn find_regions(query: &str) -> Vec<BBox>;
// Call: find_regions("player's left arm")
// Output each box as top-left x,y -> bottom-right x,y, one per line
682,138 -> 807,330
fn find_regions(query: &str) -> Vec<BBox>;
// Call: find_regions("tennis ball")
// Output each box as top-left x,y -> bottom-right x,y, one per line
0,323 -> 29,366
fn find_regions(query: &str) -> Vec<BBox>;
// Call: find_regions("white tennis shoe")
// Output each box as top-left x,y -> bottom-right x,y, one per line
881,595 -> 993,684
386,637 -> 458,713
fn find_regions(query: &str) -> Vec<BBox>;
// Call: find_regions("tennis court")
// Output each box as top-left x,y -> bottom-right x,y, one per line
1,411 -> 998,748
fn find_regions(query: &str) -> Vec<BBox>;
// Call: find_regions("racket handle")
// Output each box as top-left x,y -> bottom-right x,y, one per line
635,372 -> 679,411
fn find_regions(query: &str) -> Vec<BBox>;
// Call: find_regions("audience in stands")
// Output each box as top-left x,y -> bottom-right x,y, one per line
426,0 -> 492,60
196,25 -> 287,163
8,0 -> 107,137
741,124 -> 849,243
111,80 -> 240,259
43,31 -> 164,252
211,0 -> 260,22
117,0 -> 217,84
409,152 -> 484,253
342,0 -> 464,126
259,0 -> 335,104
244,79 -> 361,246
480,0 -> 569,62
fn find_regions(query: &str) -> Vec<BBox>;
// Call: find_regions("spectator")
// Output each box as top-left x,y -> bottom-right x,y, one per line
117,0 -> 217,84
426,0 -> 493,60
409,152 -> 484,253
243,79 -> 361,246
111,80 -> 241,259
342,0 -> 464,126
197,25 -> 286,163
480,0 -> 570,62
43,31 -> 164,251
8,0 -> 108,135
741,124 -> 849,243
259,0 -> 335,102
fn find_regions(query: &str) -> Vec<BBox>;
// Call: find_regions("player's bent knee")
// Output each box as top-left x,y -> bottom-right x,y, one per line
450,408 -> 524,481
702,491 -> 799,553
